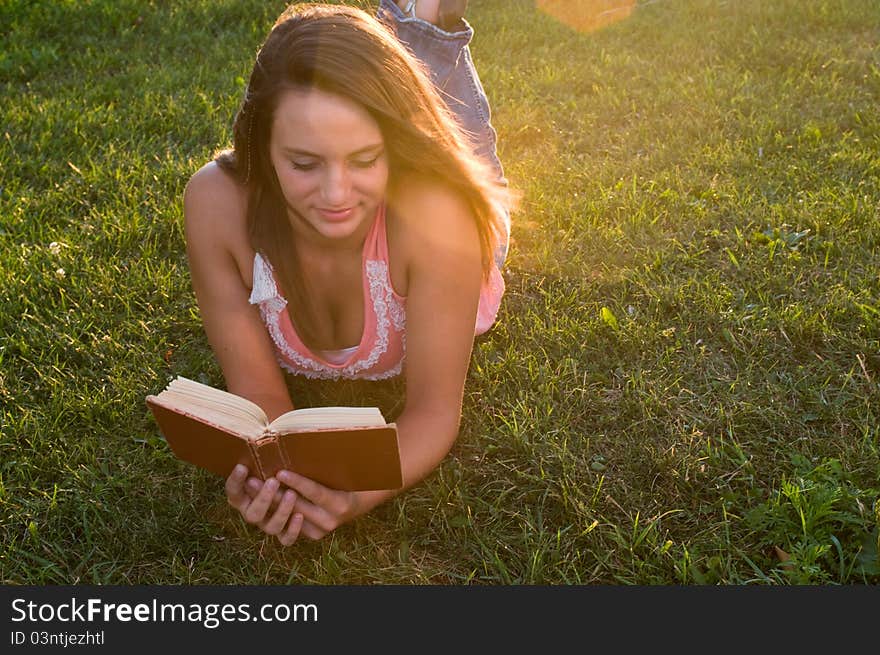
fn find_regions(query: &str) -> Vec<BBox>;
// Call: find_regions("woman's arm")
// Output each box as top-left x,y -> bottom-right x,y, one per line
183,162 -> 294,420
184,163 -> 310,543
383,177 -> 483,490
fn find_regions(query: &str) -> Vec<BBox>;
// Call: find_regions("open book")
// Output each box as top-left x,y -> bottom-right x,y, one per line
146,376 -> 402,491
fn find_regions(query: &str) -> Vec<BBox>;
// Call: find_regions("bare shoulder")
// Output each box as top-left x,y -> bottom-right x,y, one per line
388,174 -> 479,256
183,160 -> 254,285
185,160 -> 246,206
183,161 -> 249,242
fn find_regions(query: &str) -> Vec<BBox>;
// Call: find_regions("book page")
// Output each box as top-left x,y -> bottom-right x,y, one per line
157,377 -> 269,438
270,406 -> 386,432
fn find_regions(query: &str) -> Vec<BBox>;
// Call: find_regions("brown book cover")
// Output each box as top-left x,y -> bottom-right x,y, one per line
146,396 -> 403,492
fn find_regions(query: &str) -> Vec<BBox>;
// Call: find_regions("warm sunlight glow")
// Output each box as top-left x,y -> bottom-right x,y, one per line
536,0 -> 637,33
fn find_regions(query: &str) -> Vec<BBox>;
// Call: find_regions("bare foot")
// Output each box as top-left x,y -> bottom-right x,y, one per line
396,0 -> 469,31
397,1 -> 440,25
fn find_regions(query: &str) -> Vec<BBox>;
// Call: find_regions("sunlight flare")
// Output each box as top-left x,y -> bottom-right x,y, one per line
536,0 -> 637,33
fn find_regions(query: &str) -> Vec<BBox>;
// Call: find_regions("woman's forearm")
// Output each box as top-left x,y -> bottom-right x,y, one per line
354,403 -> 462,512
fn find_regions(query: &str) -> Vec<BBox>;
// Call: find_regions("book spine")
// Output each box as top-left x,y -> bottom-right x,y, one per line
250,435 -> 286,480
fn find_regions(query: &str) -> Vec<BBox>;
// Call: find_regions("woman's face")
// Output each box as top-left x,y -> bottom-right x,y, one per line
268,87 -> 389,246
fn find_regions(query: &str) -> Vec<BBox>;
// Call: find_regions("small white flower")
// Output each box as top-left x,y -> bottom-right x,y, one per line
55,267 -> 66,278
49,241 -> 62,255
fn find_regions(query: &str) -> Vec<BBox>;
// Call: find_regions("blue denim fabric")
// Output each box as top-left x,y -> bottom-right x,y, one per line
376,0 -> 509,267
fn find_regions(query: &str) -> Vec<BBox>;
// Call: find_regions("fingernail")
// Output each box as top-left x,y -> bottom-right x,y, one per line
266,478 -> 279,490
234,464 -> 247,476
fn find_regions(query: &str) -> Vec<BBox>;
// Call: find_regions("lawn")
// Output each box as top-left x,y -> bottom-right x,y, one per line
1,0 -> 878,584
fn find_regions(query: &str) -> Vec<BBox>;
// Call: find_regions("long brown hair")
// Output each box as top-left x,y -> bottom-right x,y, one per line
216,2 -> 512,340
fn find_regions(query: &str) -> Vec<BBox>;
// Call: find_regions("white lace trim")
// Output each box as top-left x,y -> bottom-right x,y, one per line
248,252 -> 281,305
248,253 -> 405,380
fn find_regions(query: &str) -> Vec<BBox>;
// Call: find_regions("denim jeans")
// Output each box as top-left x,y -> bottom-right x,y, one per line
376,0 -> 510,267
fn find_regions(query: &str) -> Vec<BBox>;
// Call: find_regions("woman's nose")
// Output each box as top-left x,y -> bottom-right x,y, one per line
320,165 -> 350,205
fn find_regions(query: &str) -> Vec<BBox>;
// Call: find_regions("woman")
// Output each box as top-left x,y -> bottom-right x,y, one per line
183,0 -> 512,545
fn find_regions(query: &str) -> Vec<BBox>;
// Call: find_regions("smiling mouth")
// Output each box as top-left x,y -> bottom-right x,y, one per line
316,206 -> 355,221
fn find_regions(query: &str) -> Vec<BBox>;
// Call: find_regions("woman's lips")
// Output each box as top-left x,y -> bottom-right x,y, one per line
316,206 -> 355,221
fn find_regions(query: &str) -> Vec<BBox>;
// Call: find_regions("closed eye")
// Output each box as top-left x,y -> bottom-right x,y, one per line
291,160 -> 319,171
351,156 -> 381,169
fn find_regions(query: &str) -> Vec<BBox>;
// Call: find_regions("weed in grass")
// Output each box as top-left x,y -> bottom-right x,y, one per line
743,456 -> 879,584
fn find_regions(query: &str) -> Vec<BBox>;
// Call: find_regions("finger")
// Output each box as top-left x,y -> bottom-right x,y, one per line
262,490 -> 298,536
277,469 -> 354,519
278,513 -> 305,546
245,477 -> 262,498
298,518 -> 327,541
276,492 -> 338,534
276,470 -> 330,506
245,477 -> 285,506
243,477 -> 279,525
225,464 -> 249,498
225,465 -> 251,512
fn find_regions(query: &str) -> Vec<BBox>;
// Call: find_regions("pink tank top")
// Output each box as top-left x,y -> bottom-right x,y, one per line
248,204 -> 505,380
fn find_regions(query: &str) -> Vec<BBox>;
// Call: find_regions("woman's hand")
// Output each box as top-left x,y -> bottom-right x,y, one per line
225,465 -> 305,546
275,470 -> 366,541
235,468 -> 375,544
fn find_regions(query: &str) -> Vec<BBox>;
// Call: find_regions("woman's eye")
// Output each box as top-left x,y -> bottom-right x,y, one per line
351,157 -> 380,169
291,161 -> 318,171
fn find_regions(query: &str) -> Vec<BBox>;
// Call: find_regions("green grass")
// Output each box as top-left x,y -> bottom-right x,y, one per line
1,0 -> 878,585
